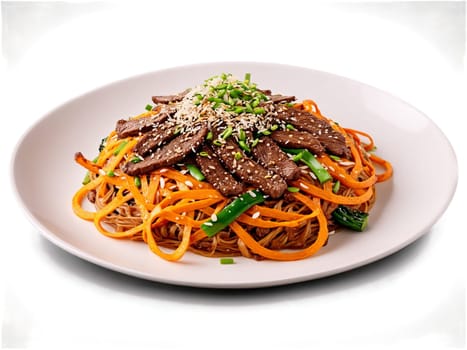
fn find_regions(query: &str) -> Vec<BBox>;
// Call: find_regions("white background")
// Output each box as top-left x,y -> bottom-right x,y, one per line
1,1 -> 465,349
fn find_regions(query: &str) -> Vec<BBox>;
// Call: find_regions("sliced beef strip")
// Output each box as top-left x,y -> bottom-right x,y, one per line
211,137 -> 287,199
123,124 -> 208,176
115,112 -> 169,139
257,89 -> 272,95
271,130 -> 325,155
276,107 -> 350,158
251,136 -> 301,181
133,124 -> 178,156
269,94 -> 296,104
151,88 -> 190,104
195,145 -> 245,197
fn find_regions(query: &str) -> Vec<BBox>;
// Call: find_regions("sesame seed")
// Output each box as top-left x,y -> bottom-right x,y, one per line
339,161 -> 355,166
252,211 -> 260,219
185,180 -> 194,188
211,213 -> 218,222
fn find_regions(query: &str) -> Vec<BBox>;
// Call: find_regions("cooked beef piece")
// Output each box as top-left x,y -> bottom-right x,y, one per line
269,94 -> 296,104
195,146 -> 245,197
251,136 -> 301,181
115,112 -> 169,139
276,107 -> 350,158
123,124 -> 208,176
257,89 -> 272,95
211,137 -> 287,199
151,89 -> 190,104
133,124 -> 178,156
271,130 -> 325,155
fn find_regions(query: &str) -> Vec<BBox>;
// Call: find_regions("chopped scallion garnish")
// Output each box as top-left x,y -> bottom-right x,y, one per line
113,141 -> 128,156
283,148 -> 332,184
186,164 -> 205,181
134,176 -> 141,188
82,172 -> 91,185
221,126 -> 233,139
238,140 -> 250,152
287,186 -> 300,193
244,72 -> 251,84
220,257 -> 235,264
253,107 -> 265,115
239,129 -> 246,142
332,180 -> 341,193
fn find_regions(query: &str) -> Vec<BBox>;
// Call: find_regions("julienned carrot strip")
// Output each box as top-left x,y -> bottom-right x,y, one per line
105,139 -> 138,172
154,168 -> 213,190
292,179 -> 373,205
236,209 -> 318,228
72,176 -> 104,220
93,190 -> 144,238
157,189 -> 224,208
74,152 -> 101,174
144,206 -> 193,261
319,154 -> 377,189
345,128 -> 375,151
190,229 -> 208,244
147,174 -> 160,206
249,206 -> 306,220
301,99 -> 321,115
155,198 -> 224,227
229,193 -> 328,261
369,154 -> 393,182
140,175 -> 149,198
130,110 -> 157,120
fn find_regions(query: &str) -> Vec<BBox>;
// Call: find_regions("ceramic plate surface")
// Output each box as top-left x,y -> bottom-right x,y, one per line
12,62 -> 457,288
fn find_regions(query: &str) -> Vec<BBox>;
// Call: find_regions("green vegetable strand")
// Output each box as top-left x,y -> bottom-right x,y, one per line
220,258 -> 235,264
283,148 -> 332,184
201,190 -> 265,237
186,164 -> 205,181
331,205 -> 369,232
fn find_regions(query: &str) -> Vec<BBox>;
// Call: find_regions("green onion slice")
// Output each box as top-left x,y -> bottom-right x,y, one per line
283,148 -> 332,184
186,164 -> 205,181
113,141 -> 128,156
201,190 -> 265,237
220,258 -> 235,264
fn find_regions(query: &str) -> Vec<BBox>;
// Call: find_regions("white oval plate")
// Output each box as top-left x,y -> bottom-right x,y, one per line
12,62 -> 457,288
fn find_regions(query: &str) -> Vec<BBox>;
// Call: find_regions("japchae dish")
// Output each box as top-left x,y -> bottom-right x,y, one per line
72,73 -> 392,262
